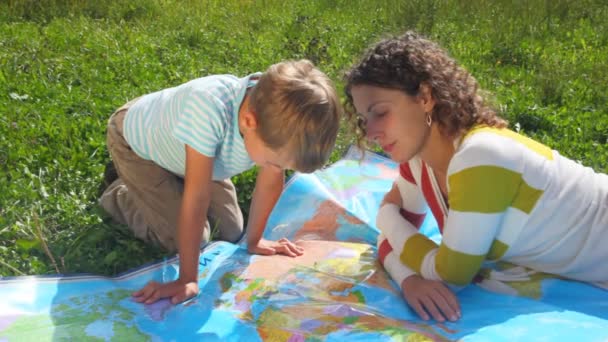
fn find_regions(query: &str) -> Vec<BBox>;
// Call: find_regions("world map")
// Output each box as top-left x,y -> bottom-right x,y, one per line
1,147 -> 607,341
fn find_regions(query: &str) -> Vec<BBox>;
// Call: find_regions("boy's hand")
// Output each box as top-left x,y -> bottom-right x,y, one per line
401,275 -> 461,322
132,279 -> 199,305
248,237 -> 304,257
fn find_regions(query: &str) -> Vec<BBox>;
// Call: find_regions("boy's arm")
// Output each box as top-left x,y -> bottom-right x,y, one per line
133,144 -> 213,304
177,144 -> 214,282
246,165 -> 303,257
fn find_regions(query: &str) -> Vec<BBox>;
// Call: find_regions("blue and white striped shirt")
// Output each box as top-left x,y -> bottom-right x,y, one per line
122,74 -> 259,180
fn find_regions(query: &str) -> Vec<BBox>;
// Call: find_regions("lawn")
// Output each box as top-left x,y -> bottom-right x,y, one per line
1,0 -> 607,276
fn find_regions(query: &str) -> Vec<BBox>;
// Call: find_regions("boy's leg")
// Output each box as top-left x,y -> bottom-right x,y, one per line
100,106 -> 210,252
207,179 -> 244,243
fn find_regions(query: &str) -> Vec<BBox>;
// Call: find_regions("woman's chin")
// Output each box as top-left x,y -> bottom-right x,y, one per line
388,152 -> 405,163
390,151 -> 413,164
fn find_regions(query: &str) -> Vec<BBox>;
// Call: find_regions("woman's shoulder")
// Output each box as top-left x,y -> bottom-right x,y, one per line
460,126 -> 553,160
450,125 -> 555,176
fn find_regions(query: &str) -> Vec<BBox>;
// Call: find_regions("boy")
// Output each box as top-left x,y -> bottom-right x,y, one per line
99,60 -> 341,304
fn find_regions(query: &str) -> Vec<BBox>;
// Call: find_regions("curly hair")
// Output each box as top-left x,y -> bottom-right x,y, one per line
344,31 -> 507,146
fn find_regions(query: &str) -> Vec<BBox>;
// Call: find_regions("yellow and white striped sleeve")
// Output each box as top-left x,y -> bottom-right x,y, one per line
391,127 -> 550,286
377,233 -> 416,289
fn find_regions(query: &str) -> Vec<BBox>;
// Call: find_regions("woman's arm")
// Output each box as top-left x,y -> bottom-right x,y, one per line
377,163 -> 459,322
382,138 -> 529,287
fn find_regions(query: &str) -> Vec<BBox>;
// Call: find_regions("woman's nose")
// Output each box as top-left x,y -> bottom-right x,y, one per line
366,132 -> 378,144
365,121 -> 382,144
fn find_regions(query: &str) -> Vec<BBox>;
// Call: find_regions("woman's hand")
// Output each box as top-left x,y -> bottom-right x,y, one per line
402,275 -> 461,322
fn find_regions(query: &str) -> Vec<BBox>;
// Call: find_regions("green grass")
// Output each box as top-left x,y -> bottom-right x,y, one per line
1,0 -> 607,276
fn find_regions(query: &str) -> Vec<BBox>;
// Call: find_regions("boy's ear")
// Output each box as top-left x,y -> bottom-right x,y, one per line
242,111 -> 258,130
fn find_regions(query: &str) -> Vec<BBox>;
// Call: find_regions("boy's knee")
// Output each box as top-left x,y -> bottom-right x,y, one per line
210,215 -> 244,243
220,225 -> 244,243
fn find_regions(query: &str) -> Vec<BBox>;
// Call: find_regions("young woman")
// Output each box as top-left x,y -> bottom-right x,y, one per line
344,31 -> 608,322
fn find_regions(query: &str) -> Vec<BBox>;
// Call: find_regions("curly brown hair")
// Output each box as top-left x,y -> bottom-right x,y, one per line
344,31 -> 507,146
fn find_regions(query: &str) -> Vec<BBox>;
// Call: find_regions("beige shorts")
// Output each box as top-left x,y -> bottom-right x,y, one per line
99,100 -> 243,252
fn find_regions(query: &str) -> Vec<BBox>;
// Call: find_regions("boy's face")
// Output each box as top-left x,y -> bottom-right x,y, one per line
243,129 -> 293,171
239,98 -> 294,171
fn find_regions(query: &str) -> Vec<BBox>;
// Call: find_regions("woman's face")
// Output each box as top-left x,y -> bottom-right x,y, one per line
350,84 -> 434,163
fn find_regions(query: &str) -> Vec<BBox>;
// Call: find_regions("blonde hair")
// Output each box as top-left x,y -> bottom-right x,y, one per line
250,60 -> 341,173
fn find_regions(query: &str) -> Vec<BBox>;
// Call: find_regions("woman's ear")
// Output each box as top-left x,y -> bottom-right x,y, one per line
419,83 -> 436,113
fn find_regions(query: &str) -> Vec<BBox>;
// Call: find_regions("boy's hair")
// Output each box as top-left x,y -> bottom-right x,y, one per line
249,60 -> 341,173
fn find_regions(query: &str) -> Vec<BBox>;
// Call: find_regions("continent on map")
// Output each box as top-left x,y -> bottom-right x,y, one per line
0,289 -> 150,341
255,303 -> 446,341
295,200 -> 367,242
208,240 -> 447,341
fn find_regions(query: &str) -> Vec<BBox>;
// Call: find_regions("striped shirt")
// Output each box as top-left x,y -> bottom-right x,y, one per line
123,74 -> 259,180
377,156 -> 447,286
377,126 -> 608,288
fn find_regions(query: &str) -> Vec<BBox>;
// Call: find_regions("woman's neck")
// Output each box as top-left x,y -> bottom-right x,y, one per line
419,125 -> 457,176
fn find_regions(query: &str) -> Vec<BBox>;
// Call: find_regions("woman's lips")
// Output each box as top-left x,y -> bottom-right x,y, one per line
382,142 -> 395,153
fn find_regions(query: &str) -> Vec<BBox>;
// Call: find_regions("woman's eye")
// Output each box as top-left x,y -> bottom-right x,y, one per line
373,111 -> 387,119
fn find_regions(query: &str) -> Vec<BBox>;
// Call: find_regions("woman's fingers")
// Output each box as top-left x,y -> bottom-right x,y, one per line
430,286 -> 458,321
435,284 -> 461,320
406,298 -> 430,321
419,295 -> 446,322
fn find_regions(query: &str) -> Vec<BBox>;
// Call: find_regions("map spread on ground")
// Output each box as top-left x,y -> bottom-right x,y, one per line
1,147 -> 607,341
